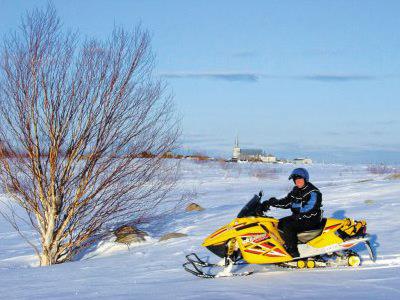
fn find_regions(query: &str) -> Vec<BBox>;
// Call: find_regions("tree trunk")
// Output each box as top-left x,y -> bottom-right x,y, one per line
40,212 -> 58,266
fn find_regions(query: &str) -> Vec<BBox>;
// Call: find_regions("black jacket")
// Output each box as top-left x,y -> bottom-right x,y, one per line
269,182 -> 322,220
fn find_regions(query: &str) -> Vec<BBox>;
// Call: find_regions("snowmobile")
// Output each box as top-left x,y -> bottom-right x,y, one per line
183,192 -> 376,278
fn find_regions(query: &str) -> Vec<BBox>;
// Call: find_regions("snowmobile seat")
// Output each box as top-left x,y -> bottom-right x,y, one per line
297,218 -> 327,244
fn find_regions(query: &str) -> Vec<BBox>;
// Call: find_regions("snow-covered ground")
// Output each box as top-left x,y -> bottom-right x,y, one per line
1,161 -> 399,299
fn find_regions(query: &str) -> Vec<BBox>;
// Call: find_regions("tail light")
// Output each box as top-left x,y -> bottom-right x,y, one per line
363,225 -> 367,234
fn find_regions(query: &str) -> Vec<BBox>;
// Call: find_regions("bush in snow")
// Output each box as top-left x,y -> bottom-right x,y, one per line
0,5 -> 179,265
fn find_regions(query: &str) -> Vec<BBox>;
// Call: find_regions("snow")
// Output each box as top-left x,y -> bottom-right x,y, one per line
1,161 -> 400,299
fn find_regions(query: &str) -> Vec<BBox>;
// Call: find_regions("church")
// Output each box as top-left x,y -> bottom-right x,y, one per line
232,137 -> 277,163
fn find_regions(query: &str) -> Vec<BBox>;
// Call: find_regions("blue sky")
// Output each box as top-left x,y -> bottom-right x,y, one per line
1,0 -> 399,164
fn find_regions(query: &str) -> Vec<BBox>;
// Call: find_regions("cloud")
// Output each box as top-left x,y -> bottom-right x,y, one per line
375,120 -> 399,126
160,71 -> 381,83
294,74 -> 376,82
180,133 -> 233,148
160,72 -> 259,82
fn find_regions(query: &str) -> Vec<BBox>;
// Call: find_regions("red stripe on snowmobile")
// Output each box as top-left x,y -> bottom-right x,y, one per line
209,228 -> 227,238
253,237 -> 268,243
210,223 -> 246,238
235,223 -> 258,231
241,233 -> 264,237
341,242 -> 356,248
260,243 -> 274,249
273,248 -> 285,254
265,252 -> 285,257
233,223 -> 244,228
323,224 -> 341,232
244,249 -> 264,255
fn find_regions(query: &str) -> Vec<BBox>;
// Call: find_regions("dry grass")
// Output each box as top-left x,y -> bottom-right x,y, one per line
367,165 -> 399,175
386,173 -> 400,180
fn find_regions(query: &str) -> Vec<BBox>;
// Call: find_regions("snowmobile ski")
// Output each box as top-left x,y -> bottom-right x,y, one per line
364,240 -> 377,262
185,253 -> 247,268
183,253 -> 253,278
184,253 -> 219,267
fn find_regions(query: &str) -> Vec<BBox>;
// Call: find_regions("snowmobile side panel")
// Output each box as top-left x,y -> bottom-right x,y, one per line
307,231 -> 343,248
307,218 -> 345,248
236,219 -> 292,264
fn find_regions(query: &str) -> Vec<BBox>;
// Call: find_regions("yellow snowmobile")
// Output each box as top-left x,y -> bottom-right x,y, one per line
183,192 -> 376,278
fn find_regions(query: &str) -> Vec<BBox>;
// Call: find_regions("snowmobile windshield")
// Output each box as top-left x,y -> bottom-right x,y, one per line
237,195 -> 262,218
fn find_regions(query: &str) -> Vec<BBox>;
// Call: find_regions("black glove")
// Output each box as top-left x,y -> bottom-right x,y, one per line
268,197 -> 278,205
261,200 -> 270,211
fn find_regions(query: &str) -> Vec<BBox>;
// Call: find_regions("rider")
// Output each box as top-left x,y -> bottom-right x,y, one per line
263,168 -> 322,258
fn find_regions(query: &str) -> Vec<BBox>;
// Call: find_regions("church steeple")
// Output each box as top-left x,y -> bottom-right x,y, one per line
232,135 -> 241,160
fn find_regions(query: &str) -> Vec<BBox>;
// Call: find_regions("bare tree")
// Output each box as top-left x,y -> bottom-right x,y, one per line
0,5 -> 180,266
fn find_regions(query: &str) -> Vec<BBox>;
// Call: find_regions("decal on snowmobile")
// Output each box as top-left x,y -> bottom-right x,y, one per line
340,242 -> 357,248
235,223 -> 259,231
240,233 -> 269,243
253,233 -> 270,243
208,223 -> 245,238
209,228 -> 227,239
323,223 -> 341,233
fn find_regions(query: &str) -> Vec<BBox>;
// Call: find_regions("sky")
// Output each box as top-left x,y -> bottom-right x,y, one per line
0,0 -> 399,164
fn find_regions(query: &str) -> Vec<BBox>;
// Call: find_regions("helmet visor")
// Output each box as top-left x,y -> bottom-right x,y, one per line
289,174 -> 304,181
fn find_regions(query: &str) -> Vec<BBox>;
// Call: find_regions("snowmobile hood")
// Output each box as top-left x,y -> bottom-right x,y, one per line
202,217 -> 278,247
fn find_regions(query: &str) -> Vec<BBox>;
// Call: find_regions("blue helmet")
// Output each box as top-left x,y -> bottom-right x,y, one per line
288,168 -> 309,182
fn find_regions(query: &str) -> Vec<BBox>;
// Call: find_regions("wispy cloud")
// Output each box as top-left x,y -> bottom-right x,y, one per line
160,72 -> 259,82
375,120 -> 399,126
160,71 -> 382,83
294,74 -> 376,82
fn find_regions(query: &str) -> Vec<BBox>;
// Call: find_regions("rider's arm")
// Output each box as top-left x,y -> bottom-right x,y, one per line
299,191 -> 321,213
268,192 -> 292,209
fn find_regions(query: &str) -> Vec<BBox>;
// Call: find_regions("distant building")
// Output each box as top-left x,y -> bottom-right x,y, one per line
232,137 -> 276,162
261,154 -> 277,163
240,148 -> 265,161
232,136 -> 241,160
293,157 -> 313,164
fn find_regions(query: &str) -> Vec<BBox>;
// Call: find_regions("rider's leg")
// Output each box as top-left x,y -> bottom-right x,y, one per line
278,216 -> 300,258
297,214 -> 322,232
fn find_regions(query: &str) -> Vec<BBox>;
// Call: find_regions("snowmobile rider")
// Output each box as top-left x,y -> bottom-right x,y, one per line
262,168 -> 322,258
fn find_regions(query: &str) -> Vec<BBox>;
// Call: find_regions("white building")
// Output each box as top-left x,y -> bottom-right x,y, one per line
261,154 -> 277,163
232,137 -> 277,163
293,157 -> 313,164
232,136 -> 241,160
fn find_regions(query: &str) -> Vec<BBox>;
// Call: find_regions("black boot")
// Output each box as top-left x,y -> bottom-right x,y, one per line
285,245 -> 300,259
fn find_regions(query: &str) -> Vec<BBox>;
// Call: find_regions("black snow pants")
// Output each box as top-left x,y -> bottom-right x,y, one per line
278,215 -> 321,257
